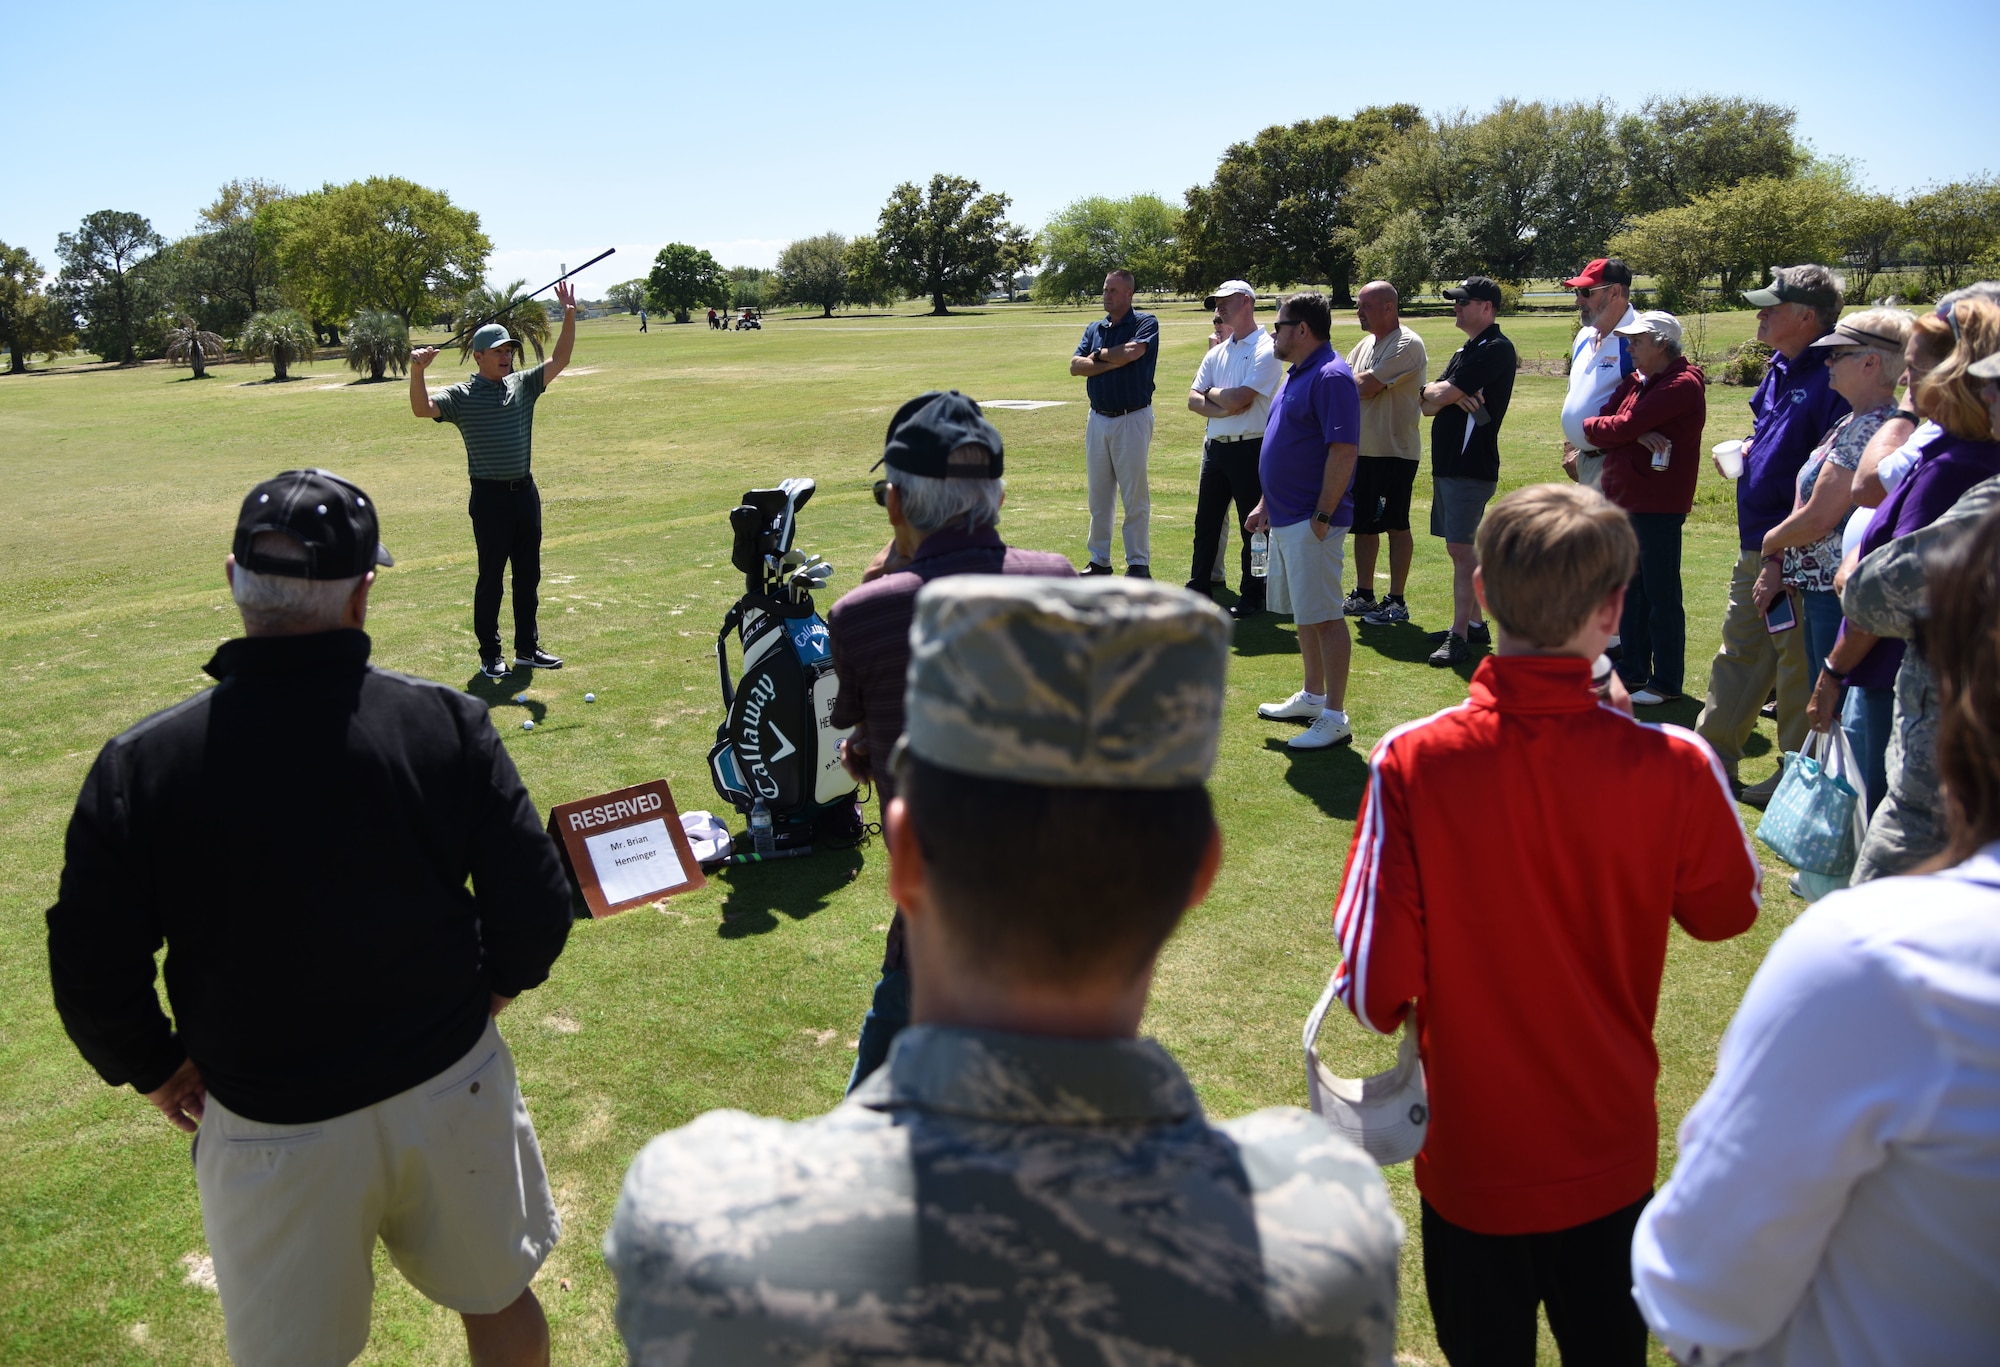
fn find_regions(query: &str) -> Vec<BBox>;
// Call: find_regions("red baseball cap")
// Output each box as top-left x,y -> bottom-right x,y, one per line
1561,258 -> 1633,290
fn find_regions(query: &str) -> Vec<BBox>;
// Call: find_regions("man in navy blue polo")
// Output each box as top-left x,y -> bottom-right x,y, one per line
1069,269 -> 1160,577
1244,292 -> 1362,751
1694,264 -> 1849,804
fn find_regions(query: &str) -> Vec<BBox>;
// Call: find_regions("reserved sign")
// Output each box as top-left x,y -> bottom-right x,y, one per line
546,779 -> 705,917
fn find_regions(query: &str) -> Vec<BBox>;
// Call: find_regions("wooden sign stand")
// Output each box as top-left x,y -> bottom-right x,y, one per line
546,779 -> 706,918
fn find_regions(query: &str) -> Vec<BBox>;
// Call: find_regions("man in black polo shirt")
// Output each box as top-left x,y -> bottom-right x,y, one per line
410,280 -> 579,681
48,469 -> 573,1367
1068,268 -> 1160,577
1421,276 -> 1518,666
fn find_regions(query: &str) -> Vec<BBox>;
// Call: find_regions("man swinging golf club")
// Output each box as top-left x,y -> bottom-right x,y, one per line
410,280 -> 579,680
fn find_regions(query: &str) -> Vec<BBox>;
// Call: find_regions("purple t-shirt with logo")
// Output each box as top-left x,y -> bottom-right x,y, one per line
1259,341 -> 1361,528
1739,346 -> 1849,552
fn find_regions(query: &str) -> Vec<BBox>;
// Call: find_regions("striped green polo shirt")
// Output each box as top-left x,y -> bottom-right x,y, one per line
432,364 -> 547,481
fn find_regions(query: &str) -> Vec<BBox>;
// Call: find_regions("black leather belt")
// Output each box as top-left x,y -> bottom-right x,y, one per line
1092,405 -> 1149,418
1209,433 -> 1262,444
472,477 -> 533,491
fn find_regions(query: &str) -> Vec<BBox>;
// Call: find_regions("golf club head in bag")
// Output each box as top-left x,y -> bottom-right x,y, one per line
708,478 -> 859,850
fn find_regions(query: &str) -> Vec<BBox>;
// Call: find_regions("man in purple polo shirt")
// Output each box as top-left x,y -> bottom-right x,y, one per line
1694,264 -> 1849,805
1245,293 -> 1362,751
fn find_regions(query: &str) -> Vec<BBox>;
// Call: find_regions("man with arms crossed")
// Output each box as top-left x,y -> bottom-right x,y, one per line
1421,276 -> 1517,667
1069,268 -> 1160,576
1344,280 -> 1428,625
1246,292 -> 1363,751
607,575 -> 1404,1365
48,470 -> 573,1367
1186,279 -> 1283,618
1558,258 -> 1638,490
410,281 -> 580,680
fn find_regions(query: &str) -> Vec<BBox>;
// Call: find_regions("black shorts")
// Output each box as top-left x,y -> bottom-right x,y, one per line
1350,457 -> 1419,534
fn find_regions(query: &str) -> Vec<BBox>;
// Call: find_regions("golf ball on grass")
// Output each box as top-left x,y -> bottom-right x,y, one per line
522,719 -> 535,731
585,693 -> 596,703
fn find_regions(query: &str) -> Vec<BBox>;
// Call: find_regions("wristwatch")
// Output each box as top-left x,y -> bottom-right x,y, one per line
1313,510 -> 1335,527
1822,658 -> 1851,684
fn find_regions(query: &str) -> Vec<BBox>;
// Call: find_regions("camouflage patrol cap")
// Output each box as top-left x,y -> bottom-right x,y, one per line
895,576 -> 1232,789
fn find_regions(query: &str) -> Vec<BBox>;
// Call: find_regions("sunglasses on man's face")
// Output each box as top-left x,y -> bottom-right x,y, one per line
1271,318 -> 1298,332
1575,285 -> 1611,298
873,478 -> 890,507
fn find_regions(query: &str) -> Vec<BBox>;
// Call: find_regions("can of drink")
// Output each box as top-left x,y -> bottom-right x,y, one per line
1651,447 -> 1671,471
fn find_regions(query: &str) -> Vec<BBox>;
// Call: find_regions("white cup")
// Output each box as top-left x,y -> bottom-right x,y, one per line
1713,439 -> 1745,480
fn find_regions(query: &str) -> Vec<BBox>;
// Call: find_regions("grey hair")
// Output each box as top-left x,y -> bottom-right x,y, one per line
1781,263 -> 1846,333
1106,268 -> 1135,289
231,533 -> 361,633
1656,336 -> 1683,360
892,462 -> 1004,536
1843,306 -> 1914,374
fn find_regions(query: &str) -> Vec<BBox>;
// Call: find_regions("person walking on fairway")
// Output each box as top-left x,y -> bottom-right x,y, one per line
410,280 -> 580,680
638,307 -> 648,333
47,470 -> 574,1367
1069,269 -> 1160,577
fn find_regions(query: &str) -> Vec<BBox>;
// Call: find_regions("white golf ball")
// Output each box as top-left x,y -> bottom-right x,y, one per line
585,692 -> 596,703
521,719 -> 535,731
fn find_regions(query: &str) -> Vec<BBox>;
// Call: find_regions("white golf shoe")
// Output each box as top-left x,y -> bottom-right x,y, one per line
1288,711 -> 1354,750
1257,690 -> 1326,721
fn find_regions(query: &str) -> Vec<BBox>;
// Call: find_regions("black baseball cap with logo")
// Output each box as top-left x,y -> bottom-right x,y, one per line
233,469 -> 394,579
870,390 -> 1004,479
1443,276 -> 1504,304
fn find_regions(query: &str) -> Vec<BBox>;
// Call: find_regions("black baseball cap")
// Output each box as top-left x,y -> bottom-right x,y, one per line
233,469 -> 394,579
1443,276 -> 1503,304
870,390 -> 1004,479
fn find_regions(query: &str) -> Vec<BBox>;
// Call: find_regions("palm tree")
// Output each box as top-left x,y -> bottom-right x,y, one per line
239,308 -> 317,380
455,280 -> 551,366
163,319 -> 226,379
344,309 -> 409,382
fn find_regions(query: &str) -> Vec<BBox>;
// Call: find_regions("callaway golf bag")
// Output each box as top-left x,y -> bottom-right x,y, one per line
707,478 -> 860,850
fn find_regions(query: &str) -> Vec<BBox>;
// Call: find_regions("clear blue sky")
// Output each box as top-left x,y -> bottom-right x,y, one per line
7,0 -> 1992,297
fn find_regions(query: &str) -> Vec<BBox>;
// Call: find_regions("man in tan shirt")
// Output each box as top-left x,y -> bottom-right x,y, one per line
1344,281 -> 1428,624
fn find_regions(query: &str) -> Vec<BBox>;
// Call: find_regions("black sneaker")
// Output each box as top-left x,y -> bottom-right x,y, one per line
1429,632 -> 1471,667
1125,564 -> 1151,579
515,648 -> 564,669
1229,598 -> 1265,621
1080,561 -> 1114,577
1466,621 -> 1492,645
479,657 -> 509,681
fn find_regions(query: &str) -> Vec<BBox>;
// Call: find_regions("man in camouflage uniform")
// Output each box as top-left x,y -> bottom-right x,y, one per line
604,576 -> 1404,1365
1844,474 -> 2000,882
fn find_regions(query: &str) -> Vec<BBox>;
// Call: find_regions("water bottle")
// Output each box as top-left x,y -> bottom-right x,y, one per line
749,797 -> 776,857
1249,531 -> 1269,578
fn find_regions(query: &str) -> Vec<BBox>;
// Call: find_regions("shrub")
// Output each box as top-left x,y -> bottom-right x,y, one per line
239,308 -> 317,380
344,310 -> 409,382
163,319 -> 225,379
1495,281 -> 1523,314
1717,339 -> 1772,387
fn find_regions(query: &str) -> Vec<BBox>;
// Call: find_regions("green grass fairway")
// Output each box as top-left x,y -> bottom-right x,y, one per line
1,301 -> 1798,1365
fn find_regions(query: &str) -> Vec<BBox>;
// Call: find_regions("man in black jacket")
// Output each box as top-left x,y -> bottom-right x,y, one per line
47,469 -> 573,1367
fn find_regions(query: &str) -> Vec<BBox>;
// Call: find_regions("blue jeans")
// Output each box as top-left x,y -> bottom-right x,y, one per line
1619,512 -> 1686,695
1798,589 -> 1845,693
1843,685 -> 1895,818
845,967 -> 910,1095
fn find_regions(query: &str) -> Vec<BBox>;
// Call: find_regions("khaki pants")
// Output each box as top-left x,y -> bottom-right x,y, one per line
1695,547 -> 1811,780
1085,407 -> 1154,568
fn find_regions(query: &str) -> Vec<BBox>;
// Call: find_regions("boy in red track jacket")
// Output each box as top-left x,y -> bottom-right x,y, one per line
1331,484 -> 1761,1366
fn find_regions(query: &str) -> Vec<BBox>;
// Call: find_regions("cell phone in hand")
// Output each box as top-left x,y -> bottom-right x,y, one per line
1764,594 -> 1798,635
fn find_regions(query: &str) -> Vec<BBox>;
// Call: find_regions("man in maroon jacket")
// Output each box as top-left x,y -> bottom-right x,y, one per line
828,391 -> 1075,1091
1583,310 -> 1707,705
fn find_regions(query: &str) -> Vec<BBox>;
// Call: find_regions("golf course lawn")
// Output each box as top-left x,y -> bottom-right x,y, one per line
1,299 -> 1795,1365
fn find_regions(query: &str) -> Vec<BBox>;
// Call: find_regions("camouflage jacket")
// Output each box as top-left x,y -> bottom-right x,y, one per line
1844,474 -> 2000,824
605,1025 -> 1403,1366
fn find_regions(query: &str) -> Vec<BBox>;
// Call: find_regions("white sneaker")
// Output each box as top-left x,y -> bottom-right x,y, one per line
1289,711 -> 1354,750
1258,690 -> 1326,721
1629,687 -> 1668,706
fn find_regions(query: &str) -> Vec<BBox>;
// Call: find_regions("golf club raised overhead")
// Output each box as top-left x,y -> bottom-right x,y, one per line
423,247 -> 617,353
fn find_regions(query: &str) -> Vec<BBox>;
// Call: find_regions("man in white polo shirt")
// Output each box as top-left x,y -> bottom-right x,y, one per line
1186,280 -> 1284,620
1559,258 -> 1638,491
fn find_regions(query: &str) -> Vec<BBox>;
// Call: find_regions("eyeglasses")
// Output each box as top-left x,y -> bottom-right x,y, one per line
872,478 -> 890,507
1827,348 -> 1870,365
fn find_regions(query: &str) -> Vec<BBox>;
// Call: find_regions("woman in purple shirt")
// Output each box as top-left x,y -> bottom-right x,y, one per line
1811,299 -> 2000,812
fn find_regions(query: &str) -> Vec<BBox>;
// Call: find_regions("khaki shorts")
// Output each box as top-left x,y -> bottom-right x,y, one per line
194,1018 -> 558,1367
1267,517 -> 1347,626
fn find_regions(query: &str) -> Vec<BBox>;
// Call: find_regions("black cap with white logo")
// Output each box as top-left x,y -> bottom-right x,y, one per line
232,469 -> 394,579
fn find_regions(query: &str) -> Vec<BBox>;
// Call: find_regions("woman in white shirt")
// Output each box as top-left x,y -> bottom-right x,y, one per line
1632,500 -> 2000,1366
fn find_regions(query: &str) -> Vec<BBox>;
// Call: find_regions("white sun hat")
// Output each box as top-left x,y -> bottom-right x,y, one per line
1303,971 -> 1429,1165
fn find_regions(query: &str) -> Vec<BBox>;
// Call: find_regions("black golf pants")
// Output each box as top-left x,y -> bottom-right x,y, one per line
1188,437 -> 1263,603
468,477 -> 542,661
1421,1194 -> 1651,1367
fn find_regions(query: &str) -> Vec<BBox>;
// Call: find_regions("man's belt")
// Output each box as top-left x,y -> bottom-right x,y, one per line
471,476 -> 534,491
1208,432 -> 1262,444
1092,404 -> 1149,418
